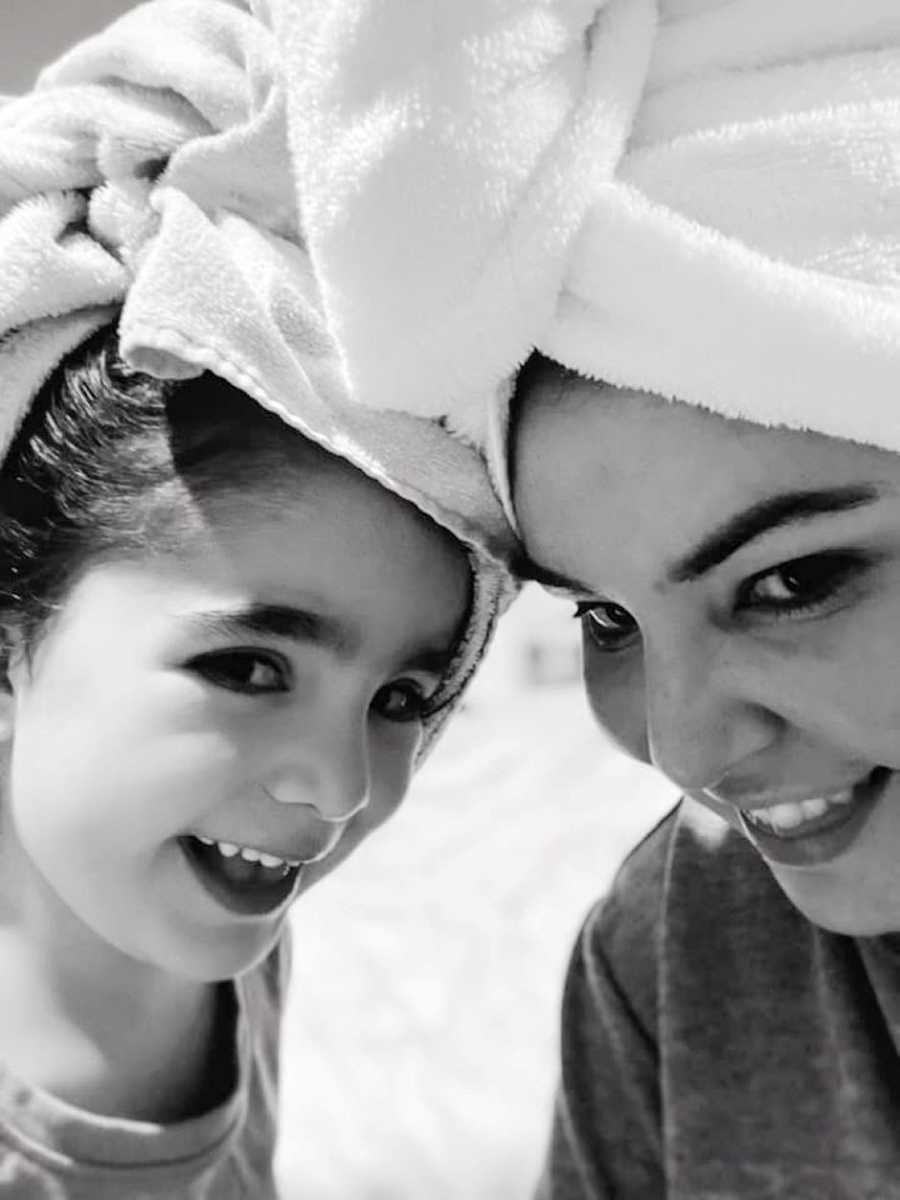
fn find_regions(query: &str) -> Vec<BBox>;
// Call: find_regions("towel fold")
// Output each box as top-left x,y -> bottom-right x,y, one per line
277,0 -> 656,444
544,0 -> 900,453
278,0 -> 900,457
0,0 -> 519,754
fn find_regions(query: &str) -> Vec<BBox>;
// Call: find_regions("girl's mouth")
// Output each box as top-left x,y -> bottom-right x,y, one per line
737,767 -> 892,868
179,835 -> 302,916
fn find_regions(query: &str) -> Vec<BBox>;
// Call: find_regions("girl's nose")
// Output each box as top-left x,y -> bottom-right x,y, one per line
268,716 -> 371,823
643,636 -> 774,793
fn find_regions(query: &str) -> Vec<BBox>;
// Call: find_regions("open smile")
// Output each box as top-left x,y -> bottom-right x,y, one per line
179,835 -> 303,917
737,767 -> 892,868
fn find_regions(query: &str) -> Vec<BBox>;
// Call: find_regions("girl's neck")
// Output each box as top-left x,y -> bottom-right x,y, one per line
0,839 -> 233,1123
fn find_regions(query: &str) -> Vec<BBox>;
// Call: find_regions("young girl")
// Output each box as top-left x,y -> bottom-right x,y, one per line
0,326 -> 499,1195
0,3 -> 514,1194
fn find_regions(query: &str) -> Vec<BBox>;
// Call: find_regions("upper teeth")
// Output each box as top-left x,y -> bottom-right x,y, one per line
743,788 -> 855,833
195,836 -> 299,869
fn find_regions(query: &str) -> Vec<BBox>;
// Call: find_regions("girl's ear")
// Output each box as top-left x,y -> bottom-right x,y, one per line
0,630 -> 24,743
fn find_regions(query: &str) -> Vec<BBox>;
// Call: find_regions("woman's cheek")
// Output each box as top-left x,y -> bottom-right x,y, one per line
582,633 -> 650,764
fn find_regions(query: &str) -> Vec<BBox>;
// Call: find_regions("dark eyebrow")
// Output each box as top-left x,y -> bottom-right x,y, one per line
185,602 -> 457,676
186,602 -> 356,657
667,486 -> 881,584
514,552 -> 593,596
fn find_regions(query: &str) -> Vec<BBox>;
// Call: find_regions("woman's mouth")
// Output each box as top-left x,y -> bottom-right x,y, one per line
179,835 -> 304,916
737,767 -> 892,868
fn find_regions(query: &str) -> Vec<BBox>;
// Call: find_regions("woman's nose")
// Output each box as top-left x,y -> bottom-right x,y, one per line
643,636 -> 774,793
268,715 -> 371,823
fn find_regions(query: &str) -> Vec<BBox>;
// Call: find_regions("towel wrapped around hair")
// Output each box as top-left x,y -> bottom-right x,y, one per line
278,0 -> 900,460
0,0 -> 519,754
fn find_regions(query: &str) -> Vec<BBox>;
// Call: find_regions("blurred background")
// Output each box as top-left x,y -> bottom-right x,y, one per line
1,6 -> 678,1196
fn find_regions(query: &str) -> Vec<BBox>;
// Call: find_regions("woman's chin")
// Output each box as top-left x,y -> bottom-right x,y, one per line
770,865 -> 900,938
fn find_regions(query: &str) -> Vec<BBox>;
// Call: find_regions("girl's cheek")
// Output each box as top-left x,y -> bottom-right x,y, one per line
582,639 -> 650,764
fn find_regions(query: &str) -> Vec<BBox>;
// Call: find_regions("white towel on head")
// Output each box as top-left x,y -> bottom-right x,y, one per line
0,0 -> 519,754
276,0 -> 900,462
542,0 -> 900,455
277,0 -> 657,445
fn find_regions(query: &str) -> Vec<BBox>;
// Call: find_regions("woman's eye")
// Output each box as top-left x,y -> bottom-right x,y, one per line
574,600 -> 640,652
737,552 -> 864,616
188,650 -> 290,695
372,678 -> 431,724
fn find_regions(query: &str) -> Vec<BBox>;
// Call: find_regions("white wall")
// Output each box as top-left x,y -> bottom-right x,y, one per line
0,0 -> 137,93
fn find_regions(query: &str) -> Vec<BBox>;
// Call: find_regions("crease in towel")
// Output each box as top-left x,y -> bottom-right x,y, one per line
283,0 -> 900,483
279,0 -> 657,446
0,0 -> 519,758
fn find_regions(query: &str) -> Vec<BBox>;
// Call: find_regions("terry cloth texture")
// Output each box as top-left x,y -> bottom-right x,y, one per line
0,933 -> 288,1199
535,800 -> 900,1200
0,0 -> 519,754
278,1 -> 900,464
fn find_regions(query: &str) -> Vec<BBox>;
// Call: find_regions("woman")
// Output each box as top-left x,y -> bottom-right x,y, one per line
513,360 -> 900,1199
281,7 -> 900,1193
495,3 -> 900,1197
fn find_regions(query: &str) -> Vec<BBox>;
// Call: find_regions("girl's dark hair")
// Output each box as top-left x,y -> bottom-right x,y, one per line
0,325 -> 321,645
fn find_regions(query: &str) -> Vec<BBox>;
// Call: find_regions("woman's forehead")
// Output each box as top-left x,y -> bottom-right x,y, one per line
512,376 -> 899,584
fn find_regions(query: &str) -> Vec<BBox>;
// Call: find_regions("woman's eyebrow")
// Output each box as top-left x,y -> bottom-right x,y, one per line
667,485 -> 880,584
515,555 -> 593,596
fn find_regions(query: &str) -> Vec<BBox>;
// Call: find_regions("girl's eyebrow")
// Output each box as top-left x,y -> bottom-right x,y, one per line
666,485 -> 881,584
186,602 -> 355,655
183,602 -> 457,674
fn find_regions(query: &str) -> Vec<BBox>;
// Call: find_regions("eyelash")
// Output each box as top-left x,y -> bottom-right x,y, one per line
187,649 -> 442,724
734,550 -> 867,618
187,649 -> 292,694
574,550 -> 869,652
372,678 -> 438,724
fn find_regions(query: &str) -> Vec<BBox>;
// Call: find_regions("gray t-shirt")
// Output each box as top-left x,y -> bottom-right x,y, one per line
537,798 -> 900,1200
0,933 -> 289,1198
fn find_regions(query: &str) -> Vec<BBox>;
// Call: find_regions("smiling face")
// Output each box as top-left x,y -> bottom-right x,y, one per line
0,453 -> 469,982
514,366 -> 900,934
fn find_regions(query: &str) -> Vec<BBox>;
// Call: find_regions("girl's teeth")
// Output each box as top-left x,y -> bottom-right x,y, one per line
191,835 -> 297,870
195,837 -> 294,870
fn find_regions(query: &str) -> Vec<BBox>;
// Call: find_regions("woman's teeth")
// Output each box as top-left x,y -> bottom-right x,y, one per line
742,788 -> 855,834
195,835 -> 299,871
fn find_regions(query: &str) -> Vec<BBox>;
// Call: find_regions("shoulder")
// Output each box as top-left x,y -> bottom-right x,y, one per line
588,797 -> 780,946
575,800 -> 786,1026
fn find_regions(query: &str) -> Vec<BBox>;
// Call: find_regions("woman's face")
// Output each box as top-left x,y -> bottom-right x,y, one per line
1,453 -> 470,982
515,370 -> 900,935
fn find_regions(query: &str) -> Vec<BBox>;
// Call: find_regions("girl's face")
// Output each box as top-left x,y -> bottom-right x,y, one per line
515,373 -> 900,935
1,455 -> 469,981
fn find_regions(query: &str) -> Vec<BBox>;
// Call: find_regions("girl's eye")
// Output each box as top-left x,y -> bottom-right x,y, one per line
737,552 -> 865,616
372,678 -> 432,724
574,600 -> 640,652
187,650 -> 290,695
